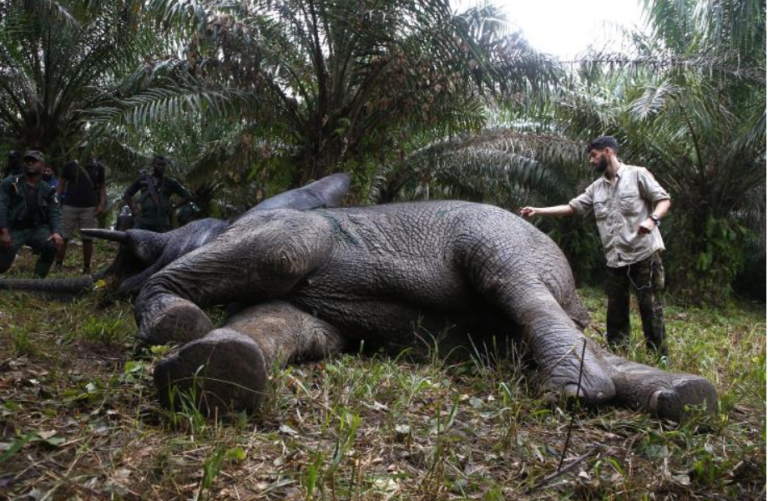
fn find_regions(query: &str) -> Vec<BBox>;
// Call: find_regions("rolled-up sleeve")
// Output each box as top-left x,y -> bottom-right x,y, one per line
638,168 -> 670,203
569,185 -> 594,216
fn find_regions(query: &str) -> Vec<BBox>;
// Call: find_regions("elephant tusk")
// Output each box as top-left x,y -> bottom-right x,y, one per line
81,228 -> 129,243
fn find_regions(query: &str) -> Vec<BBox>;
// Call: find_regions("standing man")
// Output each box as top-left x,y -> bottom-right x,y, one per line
54,155 -> 107,275
520,136 -> 671,357
0,150 -> 63,278
42,165 -> 58,190
123,156 -> 191,233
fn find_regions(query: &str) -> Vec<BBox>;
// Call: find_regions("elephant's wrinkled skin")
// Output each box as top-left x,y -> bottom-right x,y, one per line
137,201 -> 717,422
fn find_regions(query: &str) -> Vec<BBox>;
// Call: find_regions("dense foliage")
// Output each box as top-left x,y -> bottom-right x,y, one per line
0,0 -> 763,301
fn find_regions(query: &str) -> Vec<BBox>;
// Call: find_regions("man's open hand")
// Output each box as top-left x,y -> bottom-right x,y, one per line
520,207 -> 536,218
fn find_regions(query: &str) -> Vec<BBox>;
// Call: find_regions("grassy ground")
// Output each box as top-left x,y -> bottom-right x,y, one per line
0,243 -> 765,500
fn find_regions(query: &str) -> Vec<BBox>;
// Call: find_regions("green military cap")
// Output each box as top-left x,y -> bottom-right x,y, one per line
23,150 -> 44,162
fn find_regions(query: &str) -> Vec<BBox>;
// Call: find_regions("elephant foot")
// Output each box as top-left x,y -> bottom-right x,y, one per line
648,376 -> 717,421
604,354 -> 718,422
138,294 -> 214,345
154,329 -> 268,416
537,338 -> 616,406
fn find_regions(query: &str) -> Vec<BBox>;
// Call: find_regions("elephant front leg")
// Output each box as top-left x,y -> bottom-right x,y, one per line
154,301 -> 345,415
603,353 -> 717,421
473,274 -> 616,404
518,294 -> 616,405
135,292 -> 215,345
134,215 -> 334,346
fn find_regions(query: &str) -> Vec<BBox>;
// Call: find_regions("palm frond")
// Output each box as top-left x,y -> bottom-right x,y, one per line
373,128 -> 587,206
628,80 -> 682,120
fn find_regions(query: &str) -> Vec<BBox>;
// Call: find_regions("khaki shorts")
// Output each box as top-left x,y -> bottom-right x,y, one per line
61,206 -> 97,240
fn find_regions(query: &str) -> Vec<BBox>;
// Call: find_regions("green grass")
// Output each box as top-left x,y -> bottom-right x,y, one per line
0,247 -> 764,499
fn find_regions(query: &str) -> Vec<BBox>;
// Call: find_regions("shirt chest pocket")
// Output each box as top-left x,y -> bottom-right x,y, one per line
593,196 -> 609,219
619,190 -> 640,215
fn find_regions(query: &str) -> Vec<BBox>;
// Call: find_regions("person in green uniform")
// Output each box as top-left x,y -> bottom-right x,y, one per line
123,156 -> 192,233
0,150 -> 63,278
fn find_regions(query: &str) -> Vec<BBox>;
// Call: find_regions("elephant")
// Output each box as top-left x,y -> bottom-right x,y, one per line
123,200 -> 717,422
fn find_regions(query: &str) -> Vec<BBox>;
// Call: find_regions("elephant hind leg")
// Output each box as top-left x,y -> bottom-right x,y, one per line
154,301 -> 345,415
154,328 -> 267,415
603,353 -> 717,422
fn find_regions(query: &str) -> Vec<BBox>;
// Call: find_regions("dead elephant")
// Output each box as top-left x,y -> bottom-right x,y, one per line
129,201 -> 716,422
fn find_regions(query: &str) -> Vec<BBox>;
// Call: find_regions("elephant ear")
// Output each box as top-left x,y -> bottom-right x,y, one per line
249,173 -> 351,212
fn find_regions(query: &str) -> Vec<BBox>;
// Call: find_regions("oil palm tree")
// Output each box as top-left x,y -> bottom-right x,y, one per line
92,0 -> 559,194
0,0 -> 158,163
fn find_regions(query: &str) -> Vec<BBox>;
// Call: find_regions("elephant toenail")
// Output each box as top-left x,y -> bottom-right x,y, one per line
649,389 -> 662,412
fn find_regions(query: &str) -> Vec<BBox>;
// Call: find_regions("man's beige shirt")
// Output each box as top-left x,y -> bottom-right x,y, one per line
569,164 -> 670,268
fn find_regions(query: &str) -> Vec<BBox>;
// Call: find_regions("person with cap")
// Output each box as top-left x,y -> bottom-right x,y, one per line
0,150 -> 63,278
123,155 -> 192,233
3,150 -> 23,179
520,136 -> 672,359
54,152 -> 107,275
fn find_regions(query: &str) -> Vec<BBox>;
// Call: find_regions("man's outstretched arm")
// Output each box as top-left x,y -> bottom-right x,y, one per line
520,205 -> 576,218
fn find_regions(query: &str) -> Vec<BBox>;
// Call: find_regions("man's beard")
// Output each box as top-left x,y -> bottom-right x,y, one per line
24,166 -> 41,177
594,155 -> 608,173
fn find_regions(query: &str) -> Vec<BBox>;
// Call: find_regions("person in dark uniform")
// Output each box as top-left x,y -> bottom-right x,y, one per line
123,156 -> 191,233
0,150 -> 63,278
3,150 -> 23,179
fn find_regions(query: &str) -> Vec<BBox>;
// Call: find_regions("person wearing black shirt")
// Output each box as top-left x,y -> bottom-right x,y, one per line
54,157 -> 106,275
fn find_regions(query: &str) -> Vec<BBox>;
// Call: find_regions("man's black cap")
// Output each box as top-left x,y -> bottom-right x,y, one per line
23,150 -> 45,162
152,155 -> 168,167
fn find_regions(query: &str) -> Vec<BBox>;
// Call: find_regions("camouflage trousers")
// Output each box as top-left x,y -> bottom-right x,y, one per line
0,226 -> 57,278
605,252 -> 667,356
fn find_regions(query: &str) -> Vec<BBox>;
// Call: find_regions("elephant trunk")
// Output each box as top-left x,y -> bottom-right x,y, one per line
0,276 -> 95,299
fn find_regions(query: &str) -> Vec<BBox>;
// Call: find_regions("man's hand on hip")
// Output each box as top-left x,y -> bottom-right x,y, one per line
638,218 -> 656,234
